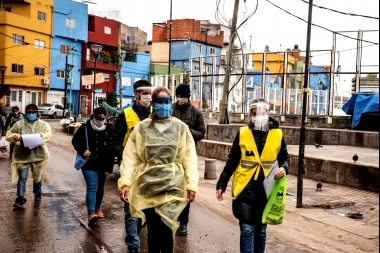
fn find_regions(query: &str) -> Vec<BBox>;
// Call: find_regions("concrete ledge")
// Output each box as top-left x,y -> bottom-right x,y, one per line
198,140 -> 379,192
206,124 -> 379,149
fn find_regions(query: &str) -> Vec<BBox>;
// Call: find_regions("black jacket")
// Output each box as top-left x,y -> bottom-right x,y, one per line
216,116 -> 289,224
172,101 -> 206,142
0,116 -> 4,135
110,102 -> 151,160
72,121 -> 115,174
5,113 -> 25,130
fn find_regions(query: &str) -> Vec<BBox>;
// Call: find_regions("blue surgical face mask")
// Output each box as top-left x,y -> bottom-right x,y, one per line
26,113 -> 38,121
154,103 -> 172,118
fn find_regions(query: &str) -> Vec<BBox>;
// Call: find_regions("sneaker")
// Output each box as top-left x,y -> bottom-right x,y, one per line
35,193 -> 42,201
176,224 -> 188,236
88,214 -> 99,226
13,197 -> 27,209
95,208 -> 104,218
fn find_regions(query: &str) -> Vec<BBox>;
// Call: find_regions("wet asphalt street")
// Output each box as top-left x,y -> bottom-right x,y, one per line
0,118 -> 307,253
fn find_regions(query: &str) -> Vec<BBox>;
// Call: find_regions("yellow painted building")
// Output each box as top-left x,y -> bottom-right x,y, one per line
252,53 -> 295,74
0,0 -> 52,109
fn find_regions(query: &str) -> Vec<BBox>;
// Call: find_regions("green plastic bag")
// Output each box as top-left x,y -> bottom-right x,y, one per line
262,175 -> 286,225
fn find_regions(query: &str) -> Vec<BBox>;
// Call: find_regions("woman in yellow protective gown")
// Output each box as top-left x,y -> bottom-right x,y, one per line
118,86 -> 199,253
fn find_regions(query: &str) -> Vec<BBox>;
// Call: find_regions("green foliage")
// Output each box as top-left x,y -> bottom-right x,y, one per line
98,97 -> 107,107
106,90 -> 119,107
111,51 -> 120,66
100,52 -> 111,63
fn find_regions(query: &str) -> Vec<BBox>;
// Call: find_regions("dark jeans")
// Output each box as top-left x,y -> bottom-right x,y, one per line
178,203 -> 190,225
81,169 -> 107,215
144,208 -> 173,253
17,166 -> 42,198
124,202 -> 142,252
10,142 -> 15,154
239,222 -> 267,253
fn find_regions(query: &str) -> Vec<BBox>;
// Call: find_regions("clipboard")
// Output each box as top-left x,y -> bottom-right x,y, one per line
263,160 -> 279,199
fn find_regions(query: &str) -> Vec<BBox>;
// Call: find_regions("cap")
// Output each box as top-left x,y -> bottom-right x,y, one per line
175,83 -> 191,98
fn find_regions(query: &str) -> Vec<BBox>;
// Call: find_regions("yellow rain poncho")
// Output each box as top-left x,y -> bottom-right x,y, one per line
6,119 -> 52,183
118,117 -> 199,234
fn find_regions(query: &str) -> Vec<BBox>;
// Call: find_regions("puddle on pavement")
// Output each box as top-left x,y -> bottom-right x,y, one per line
325,208 -> 366,220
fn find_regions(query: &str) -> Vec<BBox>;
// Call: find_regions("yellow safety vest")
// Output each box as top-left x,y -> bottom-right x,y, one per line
231,126 -> 283,200
122,107 -> 140,147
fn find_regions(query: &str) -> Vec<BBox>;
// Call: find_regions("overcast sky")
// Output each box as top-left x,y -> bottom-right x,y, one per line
89,0 -> 379,73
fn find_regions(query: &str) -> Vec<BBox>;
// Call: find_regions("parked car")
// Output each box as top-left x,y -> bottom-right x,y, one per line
38,103 -> 68,118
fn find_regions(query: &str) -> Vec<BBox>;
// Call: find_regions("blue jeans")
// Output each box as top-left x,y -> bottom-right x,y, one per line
81,169 -> 107,215
124,202 -> 141,252
17,166 -> 42,198
239,222 -> 267,253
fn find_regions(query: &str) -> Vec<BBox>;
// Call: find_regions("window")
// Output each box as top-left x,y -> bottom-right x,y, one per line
122,76 -> 131,86
195,44 -> 202,52
210,48 -> 215,54
12,64 -> 24,74
194,65 -> 200,71
38,11 -> 46,21
12,34 -> 24,45
104,26 -> 111,34
57,70 -> 65,78
60,45 -> 70,55
34,67 -> 44,76
207,66 -> 212,73
103,73 -> 110,82
66,18 -> 76,28
126,35 -> 131,44
312,73 -> 318,76
34,39 -> 45,49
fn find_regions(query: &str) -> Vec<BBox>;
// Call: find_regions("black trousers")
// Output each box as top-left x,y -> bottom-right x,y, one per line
144,208 -> 173,253
177,203 -> 190,225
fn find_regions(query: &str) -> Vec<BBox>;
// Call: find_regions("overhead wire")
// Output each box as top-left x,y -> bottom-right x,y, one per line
301,0 -> 379,20
265,0 -> 379,45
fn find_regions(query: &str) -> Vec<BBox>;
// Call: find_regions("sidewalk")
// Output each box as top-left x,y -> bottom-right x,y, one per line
196,156 -> 379,240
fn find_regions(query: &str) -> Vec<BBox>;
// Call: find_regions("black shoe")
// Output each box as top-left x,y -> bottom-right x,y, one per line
176,224 -> 188,236
13,197 -> 27,209
35,193 -> 41,201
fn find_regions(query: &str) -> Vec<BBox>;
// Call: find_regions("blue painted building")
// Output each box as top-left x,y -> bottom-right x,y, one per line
116,52 -> 151,106
309,66 -> 330,115
171,40 -> 222,102
49,0 -> 88,115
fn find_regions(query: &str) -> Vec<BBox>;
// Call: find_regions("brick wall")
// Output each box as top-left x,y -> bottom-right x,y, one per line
152,19 -> 224,47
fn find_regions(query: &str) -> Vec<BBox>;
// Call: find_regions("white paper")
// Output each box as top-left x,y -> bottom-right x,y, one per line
22,134 -> 44,149
263,160 -> 279,199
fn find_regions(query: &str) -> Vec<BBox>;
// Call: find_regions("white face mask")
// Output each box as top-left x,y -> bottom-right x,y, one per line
177,97 -> 188,105
139,94 -> 152,108
93,118 -> 106,127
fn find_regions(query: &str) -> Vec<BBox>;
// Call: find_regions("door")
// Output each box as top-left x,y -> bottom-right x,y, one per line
10,90 -> 23,109
80,95 -> 88,115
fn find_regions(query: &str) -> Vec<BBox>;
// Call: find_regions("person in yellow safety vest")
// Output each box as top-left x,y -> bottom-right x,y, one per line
110,80 -> 153,253
4,106 -> 25,157
216,98 -> 289,253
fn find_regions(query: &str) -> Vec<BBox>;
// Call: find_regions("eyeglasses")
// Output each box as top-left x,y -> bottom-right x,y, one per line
94,115 -> 106,121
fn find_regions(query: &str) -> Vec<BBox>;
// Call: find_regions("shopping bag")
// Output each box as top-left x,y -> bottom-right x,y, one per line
74,153 -> 88,170
0,136 -> 9,153
262,174 -> 286,225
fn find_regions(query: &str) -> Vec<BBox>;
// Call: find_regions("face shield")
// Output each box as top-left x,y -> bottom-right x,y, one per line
250,101 -> 269,132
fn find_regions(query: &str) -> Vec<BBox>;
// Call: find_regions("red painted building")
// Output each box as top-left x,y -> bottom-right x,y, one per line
79,14 -> 121,116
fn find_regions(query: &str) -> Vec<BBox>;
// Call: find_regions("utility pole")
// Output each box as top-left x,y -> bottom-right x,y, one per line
168,0 -> 173,88
297,0 -> 314,208
63,55 -> 68,118
219,0 -> 240,124
118,25 -> 123,109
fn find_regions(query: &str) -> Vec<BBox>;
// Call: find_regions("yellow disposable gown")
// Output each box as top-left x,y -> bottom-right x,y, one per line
118,117 -> 199,235
6,119 -> 52,183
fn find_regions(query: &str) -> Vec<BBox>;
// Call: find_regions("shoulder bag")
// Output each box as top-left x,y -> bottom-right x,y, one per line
74,126 -> 89,170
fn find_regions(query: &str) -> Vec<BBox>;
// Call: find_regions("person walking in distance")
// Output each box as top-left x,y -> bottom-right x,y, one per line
216,98 -> 289,253
110,80 -> 153,253
171,83 -> 205,236
4,106 -> 25,157
6,104 -> 52,209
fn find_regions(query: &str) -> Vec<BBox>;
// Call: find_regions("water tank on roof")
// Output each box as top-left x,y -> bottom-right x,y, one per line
148,40 -> 152,45
294,44 -> 299,49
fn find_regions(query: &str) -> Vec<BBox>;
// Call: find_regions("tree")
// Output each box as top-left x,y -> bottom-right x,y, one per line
107,90 -> 119,108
